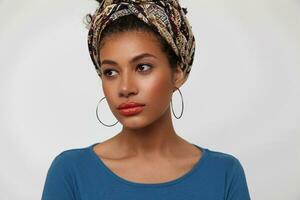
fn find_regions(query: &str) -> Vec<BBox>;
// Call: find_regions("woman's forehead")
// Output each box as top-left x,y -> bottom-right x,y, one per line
99,31 -> 164,57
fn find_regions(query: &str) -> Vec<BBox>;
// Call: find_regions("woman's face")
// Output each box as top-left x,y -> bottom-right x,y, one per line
99,31 -> 183,129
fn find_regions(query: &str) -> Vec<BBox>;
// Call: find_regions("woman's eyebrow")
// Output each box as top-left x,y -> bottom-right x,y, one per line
100,53 -> 157,66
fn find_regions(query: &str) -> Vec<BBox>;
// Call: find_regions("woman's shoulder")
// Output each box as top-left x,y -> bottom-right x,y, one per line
199,146 -> 245,171
42,144 -> 94,199
205,148 -> 239,161
49,144 -> 92,167
197,146 -> 251,199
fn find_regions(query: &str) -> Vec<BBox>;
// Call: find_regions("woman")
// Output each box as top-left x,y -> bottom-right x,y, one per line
42,0 -> 251,199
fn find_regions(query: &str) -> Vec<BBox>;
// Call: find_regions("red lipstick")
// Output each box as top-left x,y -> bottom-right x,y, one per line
117,102 -> 145,116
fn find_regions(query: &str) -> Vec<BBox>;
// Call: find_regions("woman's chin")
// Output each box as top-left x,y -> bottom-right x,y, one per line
119,117 -> 152,130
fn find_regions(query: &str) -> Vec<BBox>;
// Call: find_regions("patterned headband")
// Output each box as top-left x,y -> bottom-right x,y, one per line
87,0 -> 195,83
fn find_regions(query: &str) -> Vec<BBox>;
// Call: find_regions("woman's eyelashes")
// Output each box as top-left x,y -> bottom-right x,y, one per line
103,63 -> 152,78
137,63 -> 152,73
103,68 -> 117,77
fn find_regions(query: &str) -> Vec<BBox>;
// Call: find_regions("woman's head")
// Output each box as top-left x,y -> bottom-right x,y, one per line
86,0 -> 195,84
86,0 -> 195,128
99,29 -> 183,129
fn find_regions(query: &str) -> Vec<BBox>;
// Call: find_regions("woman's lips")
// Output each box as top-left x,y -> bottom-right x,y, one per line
118,105 -> 145,116
117,102 -> 145,109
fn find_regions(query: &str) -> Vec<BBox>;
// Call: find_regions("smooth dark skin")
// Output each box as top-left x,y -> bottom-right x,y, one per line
93,30 -> 202,184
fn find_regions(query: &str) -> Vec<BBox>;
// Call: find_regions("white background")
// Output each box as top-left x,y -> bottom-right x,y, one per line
0,0 -> 299,199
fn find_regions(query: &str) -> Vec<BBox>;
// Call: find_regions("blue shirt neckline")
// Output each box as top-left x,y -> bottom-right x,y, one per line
88,142 -> 208,188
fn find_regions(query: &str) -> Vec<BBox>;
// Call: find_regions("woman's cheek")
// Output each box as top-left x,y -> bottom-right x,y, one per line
102,84 -> 118,110
142,73 -> 172,107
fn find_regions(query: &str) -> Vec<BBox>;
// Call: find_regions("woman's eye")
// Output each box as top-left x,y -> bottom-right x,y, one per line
103,69 -> 117,77
102,64 -> 151,77
137,64 -> 152,72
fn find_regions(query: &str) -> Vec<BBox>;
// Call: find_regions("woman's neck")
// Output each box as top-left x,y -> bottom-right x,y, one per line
116,108 -> 184,157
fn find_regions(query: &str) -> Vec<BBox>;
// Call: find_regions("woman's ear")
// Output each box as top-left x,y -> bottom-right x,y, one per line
172,64 -> 185,90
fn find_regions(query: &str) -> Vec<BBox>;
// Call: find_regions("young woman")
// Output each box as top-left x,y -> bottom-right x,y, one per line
42,0 -> 251,199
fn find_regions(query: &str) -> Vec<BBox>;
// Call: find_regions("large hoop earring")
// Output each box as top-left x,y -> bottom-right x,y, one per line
170,87 -> 184,119
96,96 -> 119,127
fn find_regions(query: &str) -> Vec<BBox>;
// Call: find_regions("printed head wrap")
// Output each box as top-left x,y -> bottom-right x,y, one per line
87,0 -> 195,83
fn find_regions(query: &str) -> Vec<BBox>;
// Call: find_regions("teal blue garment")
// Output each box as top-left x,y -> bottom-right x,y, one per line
42,143 -> 251,200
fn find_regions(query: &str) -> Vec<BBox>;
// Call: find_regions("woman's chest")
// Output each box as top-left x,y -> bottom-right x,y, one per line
100,156 -> 199,184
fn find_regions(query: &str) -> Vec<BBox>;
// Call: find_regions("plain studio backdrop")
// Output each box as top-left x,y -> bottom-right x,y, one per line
0,0 -> 299,199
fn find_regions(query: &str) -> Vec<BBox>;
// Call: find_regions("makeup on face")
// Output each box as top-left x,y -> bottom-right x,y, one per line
117,101 -> 146,116
99,31 -> 175,124
100,53 -> 157,79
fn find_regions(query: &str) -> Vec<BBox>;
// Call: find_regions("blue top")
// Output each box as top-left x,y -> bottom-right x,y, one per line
42,143 -> 251,200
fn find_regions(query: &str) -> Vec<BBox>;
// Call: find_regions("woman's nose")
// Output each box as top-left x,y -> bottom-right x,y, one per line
118,72 -> 137,98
